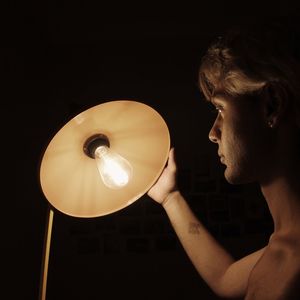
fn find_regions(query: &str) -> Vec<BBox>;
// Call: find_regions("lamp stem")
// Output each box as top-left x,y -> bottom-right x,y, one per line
38,206 -> 54,300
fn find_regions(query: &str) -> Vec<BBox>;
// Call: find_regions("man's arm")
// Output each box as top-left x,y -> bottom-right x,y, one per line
148,149 -> 266,298
163,191 -> 266,298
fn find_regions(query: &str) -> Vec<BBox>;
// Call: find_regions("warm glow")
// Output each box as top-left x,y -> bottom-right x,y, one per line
94,146 -> 132,189
39,100 -> 170,217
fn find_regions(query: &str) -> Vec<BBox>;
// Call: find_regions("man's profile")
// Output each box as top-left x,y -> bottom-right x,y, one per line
147,18 -> 300,299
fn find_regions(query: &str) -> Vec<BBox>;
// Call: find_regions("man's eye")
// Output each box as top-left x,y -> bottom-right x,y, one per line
210,105 -> 223,114
216,106 -> 223,113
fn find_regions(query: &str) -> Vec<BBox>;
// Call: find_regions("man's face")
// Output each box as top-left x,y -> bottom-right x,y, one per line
208,92 -> 273,184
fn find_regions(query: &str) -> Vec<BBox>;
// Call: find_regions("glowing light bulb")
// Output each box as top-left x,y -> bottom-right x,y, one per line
94,146 -> 132,189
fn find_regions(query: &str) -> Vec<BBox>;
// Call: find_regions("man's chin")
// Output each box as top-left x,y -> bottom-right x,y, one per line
224,168 -> 252,185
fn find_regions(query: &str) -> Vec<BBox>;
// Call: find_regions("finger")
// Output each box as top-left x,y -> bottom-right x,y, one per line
168,147 -> 177,171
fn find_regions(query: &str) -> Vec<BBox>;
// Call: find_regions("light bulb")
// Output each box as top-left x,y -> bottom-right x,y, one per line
94,145 -> 132,189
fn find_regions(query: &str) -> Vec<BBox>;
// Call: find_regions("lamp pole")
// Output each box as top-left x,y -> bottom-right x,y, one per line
38,206 -> 54,300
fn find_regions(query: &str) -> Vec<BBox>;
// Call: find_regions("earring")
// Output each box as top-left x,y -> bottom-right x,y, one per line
268,120 -> 273,128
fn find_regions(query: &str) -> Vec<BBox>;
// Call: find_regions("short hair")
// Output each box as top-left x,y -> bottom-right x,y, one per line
199,17 -> 300,127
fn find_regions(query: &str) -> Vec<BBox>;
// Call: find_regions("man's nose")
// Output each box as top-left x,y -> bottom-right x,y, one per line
208,119 -> 221,143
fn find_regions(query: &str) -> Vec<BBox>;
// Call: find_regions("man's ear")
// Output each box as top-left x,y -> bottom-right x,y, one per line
261,82 -> 290,127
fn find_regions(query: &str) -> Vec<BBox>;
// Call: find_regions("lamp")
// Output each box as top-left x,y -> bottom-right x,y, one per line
38,100 -> 170,300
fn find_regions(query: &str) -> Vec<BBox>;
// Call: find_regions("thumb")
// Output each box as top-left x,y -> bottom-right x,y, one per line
167,148 -> 177,172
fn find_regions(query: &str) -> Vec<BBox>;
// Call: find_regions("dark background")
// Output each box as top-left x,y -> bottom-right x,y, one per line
3,3 -> 300,300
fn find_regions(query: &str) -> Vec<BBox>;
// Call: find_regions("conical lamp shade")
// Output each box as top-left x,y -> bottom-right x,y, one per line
39,100 -> 170,217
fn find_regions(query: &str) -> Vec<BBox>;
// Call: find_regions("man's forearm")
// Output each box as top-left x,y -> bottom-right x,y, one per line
163,191 -> 235,295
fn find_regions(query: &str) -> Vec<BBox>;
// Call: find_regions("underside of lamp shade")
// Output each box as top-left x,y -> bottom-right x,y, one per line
39,100 -> 170,217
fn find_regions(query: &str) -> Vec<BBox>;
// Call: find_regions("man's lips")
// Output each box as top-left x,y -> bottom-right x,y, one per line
218,152 -> 225,163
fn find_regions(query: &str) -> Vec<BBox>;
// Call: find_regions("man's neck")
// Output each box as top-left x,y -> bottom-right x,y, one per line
260,161 -> 300,234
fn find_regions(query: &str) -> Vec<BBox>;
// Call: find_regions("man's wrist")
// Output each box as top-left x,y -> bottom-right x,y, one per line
162,190 -> 181,208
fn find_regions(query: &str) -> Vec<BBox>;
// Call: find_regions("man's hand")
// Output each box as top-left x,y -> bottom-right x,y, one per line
147,148 -> 178,205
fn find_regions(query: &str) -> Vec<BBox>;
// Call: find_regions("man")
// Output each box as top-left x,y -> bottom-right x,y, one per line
148,20 -> 300,299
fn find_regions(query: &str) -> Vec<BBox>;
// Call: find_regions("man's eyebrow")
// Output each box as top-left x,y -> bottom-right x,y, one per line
211,93 -> 229,103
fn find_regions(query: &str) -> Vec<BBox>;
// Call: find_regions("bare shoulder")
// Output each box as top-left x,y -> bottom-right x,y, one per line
246,234 -> 300,300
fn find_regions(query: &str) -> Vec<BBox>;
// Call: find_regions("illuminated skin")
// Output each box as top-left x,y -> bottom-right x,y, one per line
148,89 -> 300,299
208,92 -> 274,185
210,92 -> 300,299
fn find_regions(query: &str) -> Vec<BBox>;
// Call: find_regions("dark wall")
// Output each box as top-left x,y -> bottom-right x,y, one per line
5,5 -> 299,300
